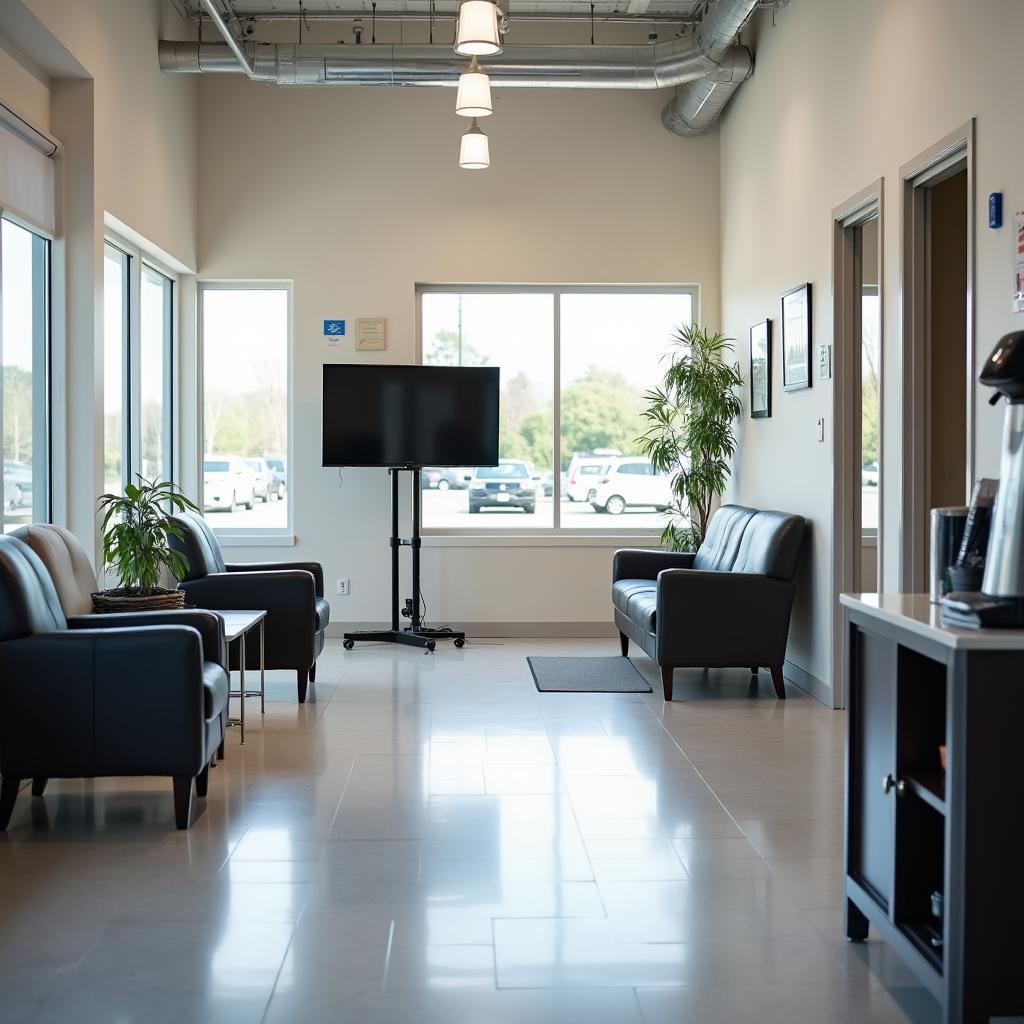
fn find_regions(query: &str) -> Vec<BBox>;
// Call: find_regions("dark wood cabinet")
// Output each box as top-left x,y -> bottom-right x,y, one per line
841,594 -> 1024,1024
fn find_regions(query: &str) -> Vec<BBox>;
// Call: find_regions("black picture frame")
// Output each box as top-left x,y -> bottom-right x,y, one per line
749,319 -> 772,419
781,283 -> 812,391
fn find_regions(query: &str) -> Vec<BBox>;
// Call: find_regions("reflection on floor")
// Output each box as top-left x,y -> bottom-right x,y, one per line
0,638 -> 938,1024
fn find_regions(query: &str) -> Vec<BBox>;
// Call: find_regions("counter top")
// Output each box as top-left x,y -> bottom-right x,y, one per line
840,592 -> 1024,651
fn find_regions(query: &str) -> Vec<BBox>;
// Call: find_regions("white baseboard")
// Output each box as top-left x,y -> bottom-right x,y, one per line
325,621 -> 619,639
783,659 -> 835,708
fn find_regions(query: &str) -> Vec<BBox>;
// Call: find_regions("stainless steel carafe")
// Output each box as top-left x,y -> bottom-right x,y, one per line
981,332 -> 1024,598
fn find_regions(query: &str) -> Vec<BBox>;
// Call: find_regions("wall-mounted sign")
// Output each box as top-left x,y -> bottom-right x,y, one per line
323,320 -> 346,336
356,317 -> 387,351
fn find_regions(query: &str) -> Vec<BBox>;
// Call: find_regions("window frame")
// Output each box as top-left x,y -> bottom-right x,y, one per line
197,279 -> 294,545
1,211 -> 52,526
104,231 -> 177,488
416,282 -> 699,540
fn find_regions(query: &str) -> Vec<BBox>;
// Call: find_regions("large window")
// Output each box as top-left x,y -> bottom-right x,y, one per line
420,286 -> 696,532
200,284 -> 290,534
2,218 -> 50,531
103,237 -> 175,494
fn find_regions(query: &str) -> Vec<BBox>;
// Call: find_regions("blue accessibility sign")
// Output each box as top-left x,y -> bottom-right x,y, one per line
323,320 -> 346,336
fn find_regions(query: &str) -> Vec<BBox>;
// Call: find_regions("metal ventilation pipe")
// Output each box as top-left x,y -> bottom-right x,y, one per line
661,44 -> 752,135
159,0 -> 760,132
660,0 -> 759,136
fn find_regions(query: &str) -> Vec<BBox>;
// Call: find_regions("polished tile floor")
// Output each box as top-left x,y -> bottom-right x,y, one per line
0,638 -> 939,1024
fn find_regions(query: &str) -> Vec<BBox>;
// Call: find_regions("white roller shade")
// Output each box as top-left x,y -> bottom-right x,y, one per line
0,102 -> 58,236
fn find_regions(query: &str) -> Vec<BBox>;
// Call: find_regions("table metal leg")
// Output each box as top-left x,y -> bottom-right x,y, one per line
260,619 -> 266,715
239,631 -> 246,744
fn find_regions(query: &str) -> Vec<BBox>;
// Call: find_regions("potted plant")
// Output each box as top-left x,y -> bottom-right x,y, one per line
637,323 -> 743,552
93,477 -> 199,612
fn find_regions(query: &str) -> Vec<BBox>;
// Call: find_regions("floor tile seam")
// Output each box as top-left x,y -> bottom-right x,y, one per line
257,903 -> 307,1024
629,695 -> 780,862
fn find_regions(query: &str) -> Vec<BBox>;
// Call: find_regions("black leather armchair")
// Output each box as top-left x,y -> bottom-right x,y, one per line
0,535 -> 228,830
613,505 -> 806,701
168,511 -> 329,703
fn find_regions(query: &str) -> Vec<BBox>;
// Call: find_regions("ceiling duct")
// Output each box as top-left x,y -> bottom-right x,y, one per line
159,0 -> 760,133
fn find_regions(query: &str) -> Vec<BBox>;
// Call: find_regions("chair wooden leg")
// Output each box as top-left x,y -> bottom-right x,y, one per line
660,665 -> 674,702
770,665 -> 787,699
173,776 -> 194,830
309,661 -> 317,683
297,668 -> 309,704
619,632 -> 629,657
195,763 -> 210,798
0,777 -> 21,830
31,778 -> 48,798
217,739 -> 226,760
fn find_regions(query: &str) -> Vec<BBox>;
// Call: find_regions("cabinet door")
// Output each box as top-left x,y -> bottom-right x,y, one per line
848,626 -> 896,911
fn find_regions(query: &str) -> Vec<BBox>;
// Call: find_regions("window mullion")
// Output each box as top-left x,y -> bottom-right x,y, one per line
553,289 -> 561,532
127,250 -> 142,483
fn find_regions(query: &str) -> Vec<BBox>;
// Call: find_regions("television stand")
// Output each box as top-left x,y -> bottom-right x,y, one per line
342,467 -> 465,654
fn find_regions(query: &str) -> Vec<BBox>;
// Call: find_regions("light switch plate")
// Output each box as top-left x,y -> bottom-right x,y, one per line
816,418 -> 825,443
818,344 -> 832,379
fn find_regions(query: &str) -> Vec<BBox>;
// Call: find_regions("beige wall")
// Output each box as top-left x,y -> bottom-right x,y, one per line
721,0 -> 1024,693
196,78 -> 721,627
23,0 -> 197,269
2,0 -> 198,548
0,38 -> 50,129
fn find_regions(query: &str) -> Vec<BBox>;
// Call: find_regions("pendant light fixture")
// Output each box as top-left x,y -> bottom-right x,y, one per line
459,118 -> 490,169
456,56 -> 492,117
455,0 -> 501,57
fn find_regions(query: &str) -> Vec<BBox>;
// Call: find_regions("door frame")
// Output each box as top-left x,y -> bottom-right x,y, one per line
899,120 -> 975,593
831,180 -> 884,711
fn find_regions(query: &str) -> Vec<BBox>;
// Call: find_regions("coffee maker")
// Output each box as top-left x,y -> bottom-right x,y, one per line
942,330 -> 1024,627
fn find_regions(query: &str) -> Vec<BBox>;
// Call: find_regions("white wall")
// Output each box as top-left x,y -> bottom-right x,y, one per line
197,78 -> 721,629
720,0 -> 1024,692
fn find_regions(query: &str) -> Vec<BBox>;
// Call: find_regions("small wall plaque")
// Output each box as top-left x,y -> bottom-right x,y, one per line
356,317 -> 387,351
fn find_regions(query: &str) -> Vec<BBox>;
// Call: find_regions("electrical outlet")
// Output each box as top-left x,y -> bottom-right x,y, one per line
336,578 -> 350,596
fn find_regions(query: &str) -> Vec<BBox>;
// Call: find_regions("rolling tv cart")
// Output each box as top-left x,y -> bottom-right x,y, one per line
342,467 -> 465,653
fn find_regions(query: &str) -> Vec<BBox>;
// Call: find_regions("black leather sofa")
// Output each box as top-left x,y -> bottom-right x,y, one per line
0,535 -> 228,830
168,511 -> 329,703
613,504 -> 806,701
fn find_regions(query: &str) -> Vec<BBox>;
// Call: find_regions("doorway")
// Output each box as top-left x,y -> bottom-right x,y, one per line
831,183 -> 883,709
900,122 -> 974,593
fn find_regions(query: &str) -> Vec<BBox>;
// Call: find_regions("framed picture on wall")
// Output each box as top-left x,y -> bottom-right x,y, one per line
781,283 -> 812,391
749,320 -> 772,418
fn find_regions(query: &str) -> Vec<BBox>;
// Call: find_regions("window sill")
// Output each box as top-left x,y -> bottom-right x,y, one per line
214,533 -> 296,547
422,533 -> 663,548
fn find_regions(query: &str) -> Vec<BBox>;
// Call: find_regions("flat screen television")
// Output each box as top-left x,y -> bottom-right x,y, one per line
322,364 -> 500,468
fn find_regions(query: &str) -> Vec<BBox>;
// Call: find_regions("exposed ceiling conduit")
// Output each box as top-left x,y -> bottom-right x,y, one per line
159,0 -> 760,133
660,0 -> 758,135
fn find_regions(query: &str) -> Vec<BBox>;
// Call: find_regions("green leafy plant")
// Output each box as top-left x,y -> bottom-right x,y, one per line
637,323 -> 743,552
98,477 -> 198,594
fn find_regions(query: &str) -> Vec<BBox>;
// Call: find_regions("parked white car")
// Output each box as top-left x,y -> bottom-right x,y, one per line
590,457 -> 673,515
566,458 -> 613,502
245,457 -> 275,502
204,454 -> 256,512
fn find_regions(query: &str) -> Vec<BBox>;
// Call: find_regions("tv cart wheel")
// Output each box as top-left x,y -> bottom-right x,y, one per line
343,638 -> 355,650
454,637 -> 466,649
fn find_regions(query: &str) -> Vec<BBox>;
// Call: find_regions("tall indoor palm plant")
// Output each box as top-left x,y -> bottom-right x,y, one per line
637,323 -> 743,551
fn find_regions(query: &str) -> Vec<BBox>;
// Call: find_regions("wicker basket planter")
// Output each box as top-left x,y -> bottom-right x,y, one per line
91,587 -> 185,613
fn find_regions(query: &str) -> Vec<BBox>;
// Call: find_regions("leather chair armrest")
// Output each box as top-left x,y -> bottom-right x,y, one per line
179,570 -> 316,626
655,569 -> 796,666
613,548 -> 696,582
0,627 -> 207,779
67,610 -> 227,671
225,561 -> 324,598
